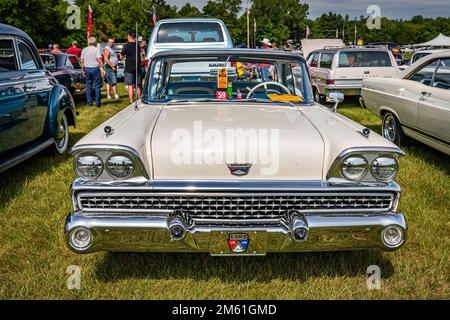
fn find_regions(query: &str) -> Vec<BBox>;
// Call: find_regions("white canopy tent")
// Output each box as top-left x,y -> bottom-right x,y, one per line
300,39 -> 345,58
413,33 -> 450,47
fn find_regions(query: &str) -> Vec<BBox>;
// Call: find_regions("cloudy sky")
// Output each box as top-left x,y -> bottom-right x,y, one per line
166,0 -> 450,19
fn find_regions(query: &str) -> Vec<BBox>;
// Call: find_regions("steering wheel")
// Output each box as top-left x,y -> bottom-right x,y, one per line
246,81 -> 291,99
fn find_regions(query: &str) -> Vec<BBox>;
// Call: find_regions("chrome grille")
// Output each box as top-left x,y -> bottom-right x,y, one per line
77,192 -> 395,218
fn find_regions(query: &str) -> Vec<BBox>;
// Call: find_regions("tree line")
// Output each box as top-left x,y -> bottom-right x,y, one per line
1,0 -> 450,48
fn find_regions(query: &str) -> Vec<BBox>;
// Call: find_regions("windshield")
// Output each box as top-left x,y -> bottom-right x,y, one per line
143,54 -> 313,104
338,51 -> 392,67
157,22 -> 224,43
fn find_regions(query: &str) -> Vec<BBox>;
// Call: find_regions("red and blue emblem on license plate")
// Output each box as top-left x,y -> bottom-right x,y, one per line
228,234 -> 250,253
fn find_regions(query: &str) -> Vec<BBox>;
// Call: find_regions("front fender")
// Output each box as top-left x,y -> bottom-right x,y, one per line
47,84 -> 76,138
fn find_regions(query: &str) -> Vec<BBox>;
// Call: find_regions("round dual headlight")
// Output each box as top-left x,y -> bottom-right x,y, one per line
106,154 -> 135,180
340,156 -> 368,181
371,156 -> 398,181
75,153 -> 103,179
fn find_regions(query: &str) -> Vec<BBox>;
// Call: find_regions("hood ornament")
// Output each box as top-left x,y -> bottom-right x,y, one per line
227,163 -> 252,176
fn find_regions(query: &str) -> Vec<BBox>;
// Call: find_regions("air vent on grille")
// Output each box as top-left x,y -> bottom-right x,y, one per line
77,192 -> 394,219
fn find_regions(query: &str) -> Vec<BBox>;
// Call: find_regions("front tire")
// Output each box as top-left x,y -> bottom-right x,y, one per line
382,112 -> 405,146
51,112 -> 69,155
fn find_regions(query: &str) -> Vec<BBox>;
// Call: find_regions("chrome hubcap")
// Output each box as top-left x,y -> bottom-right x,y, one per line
57,122 -> 66,148
384,115 -> 396,142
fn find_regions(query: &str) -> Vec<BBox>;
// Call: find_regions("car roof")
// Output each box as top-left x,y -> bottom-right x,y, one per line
414,49 -> 450,54
152,48 -> 305,61
0,23 -> 34,44
156,18 -> 226,24
311,47 -> 390,54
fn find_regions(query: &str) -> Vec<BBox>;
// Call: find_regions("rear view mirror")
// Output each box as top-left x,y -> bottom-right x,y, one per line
327,92 -> 344,103
327,92 -> 344,113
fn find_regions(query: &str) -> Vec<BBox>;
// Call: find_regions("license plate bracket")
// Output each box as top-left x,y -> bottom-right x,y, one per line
210,231 -> 267,256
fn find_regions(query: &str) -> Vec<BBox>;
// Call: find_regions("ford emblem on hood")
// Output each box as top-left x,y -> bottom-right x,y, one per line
227,163 -> 252,176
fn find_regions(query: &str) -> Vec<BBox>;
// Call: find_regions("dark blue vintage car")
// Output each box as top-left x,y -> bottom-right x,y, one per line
0,24 -> 77,172
40,53 -> 86,97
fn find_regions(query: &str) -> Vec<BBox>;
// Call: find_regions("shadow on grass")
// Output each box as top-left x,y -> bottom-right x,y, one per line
95,250 -> 394,283
0,130 -> 88,207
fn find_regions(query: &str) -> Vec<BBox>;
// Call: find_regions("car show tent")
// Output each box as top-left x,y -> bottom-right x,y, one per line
300,39 -> 345,58
413,33 -> 450,47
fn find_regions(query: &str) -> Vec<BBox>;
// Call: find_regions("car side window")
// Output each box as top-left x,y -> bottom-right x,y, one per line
319,53 -> 334,69
408,60 -> 438,86
308,52 -> 319,68
432,59 -> 450,90
65,57 -> 74,69
17,40 -> 38,70
0,39 -> 17,72
150,60 -> 164,98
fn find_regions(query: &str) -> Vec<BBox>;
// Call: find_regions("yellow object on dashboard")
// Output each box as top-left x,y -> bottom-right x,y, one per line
267,94 -> 304,102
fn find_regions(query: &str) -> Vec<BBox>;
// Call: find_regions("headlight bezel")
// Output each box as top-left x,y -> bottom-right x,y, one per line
340,156 -> 369,181
72,145 -> 148,181
106,153 -> 136,180
74,152 -> 104,180
371,156 -> 399,181
327,147 -> 404,183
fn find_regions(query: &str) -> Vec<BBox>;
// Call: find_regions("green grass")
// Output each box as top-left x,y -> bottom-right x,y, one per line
0,92 -> 448,300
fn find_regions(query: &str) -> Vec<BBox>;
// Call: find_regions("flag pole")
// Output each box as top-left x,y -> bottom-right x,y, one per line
135,21 -> 139,111
247,9 -> 250,48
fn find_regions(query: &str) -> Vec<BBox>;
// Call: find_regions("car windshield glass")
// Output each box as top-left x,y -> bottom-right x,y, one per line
412,52 -> 431,64
41,54 -> 55,70
144,54 -> 313,104
338,51 -> 392,67
157,22 -> 224,43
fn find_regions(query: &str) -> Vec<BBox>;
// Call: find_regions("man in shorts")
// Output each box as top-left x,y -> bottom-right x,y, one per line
103,38 -> 120,100
121,31 -> 141,103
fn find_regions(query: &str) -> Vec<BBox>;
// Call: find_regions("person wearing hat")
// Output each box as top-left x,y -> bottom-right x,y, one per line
121,31 -> 141,103
260,38 -> 272,81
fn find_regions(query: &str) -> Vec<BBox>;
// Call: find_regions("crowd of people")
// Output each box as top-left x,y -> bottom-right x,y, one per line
48,32 -> 147,108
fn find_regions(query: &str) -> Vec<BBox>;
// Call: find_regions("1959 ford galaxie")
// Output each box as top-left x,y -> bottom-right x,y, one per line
65,49 -> 407,255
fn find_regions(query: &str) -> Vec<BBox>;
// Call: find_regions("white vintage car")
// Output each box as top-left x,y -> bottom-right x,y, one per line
65,49 -> 407,255
361,51 -> 450,155
307,47 -> 399,102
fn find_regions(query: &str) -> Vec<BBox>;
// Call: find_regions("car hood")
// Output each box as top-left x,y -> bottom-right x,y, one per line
74,102 -> 397,181
151,103 -> 324,180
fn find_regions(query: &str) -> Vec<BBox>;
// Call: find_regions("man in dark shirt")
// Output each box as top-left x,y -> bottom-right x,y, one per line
121,31 -> 141,103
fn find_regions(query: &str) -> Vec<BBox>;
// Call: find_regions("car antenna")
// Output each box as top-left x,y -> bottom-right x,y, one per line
134,22 -> 139,111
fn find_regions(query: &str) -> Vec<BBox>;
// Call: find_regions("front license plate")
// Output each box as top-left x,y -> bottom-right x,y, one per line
210,231 -> 267,256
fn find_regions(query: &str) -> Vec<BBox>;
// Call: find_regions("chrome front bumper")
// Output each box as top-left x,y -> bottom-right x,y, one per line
65,212 -> 407,255
65,180 -> 407,255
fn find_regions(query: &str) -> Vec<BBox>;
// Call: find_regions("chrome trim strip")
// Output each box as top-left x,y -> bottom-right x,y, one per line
72,178 -> 402,192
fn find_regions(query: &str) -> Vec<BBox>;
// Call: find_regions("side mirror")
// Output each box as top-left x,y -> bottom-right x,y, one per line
327,92 -> 344,113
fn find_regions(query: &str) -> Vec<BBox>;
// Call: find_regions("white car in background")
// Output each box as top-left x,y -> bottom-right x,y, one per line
361,52 -> 450,155
146,18 -> 233,63
399,49 -> 450,71
307,47 -> 400,102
